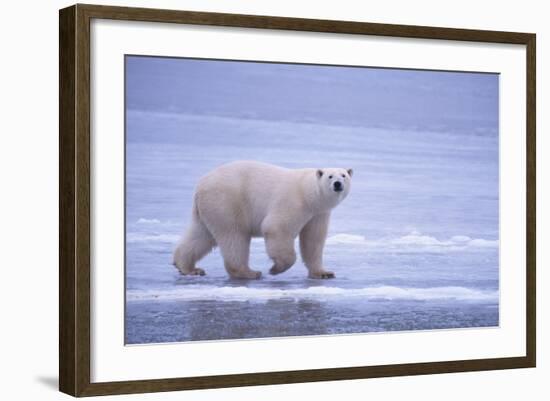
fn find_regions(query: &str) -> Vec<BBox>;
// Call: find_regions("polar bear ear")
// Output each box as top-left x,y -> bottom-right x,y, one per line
316,169 -> 324,179
347,168 -> 353,177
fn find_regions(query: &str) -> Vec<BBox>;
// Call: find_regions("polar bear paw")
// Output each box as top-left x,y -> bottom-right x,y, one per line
308,270 -> 335,279
269,264 -> 292,275
181,267 -> 206,276
229,268 -> 262,280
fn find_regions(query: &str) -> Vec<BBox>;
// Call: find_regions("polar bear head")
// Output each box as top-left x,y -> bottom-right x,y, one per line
316,168 -> 353,206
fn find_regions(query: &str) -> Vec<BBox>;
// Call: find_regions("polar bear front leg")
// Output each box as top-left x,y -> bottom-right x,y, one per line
299,213 -> 334,279
264,229 -> 297,276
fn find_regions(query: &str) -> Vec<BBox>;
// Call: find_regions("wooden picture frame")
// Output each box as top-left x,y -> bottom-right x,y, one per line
59,3 -> 536,397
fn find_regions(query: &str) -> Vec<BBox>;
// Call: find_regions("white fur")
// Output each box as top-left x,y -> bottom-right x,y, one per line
173,161 -> 352,279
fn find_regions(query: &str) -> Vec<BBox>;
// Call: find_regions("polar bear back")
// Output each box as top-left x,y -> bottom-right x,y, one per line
194,161 -> 314,237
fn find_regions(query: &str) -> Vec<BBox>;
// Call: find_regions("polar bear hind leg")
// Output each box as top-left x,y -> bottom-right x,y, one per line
194,191 -> 262,279
173,216 -> 215,276
215,234 -> 262,279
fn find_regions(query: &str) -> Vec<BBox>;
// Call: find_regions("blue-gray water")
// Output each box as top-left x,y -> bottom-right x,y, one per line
125,56 -> 499,344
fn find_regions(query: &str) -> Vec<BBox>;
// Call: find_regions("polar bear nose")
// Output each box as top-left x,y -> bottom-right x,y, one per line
333,181 -> 343,192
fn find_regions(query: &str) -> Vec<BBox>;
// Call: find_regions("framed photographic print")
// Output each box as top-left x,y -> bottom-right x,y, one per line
59,4 -> 536,397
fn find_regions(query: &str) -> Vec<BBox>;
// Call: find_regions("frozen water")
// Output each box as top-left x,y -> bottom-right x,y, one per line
124,57 -> 499,344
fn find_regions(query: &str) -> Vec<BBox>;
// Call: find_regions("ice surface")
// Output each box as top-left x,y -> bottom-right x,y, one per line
124,57 -> 499,343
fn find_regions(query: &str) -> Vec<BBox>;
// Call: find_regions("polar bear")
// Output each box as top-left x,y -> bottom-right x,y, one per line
173,161 -> 352,279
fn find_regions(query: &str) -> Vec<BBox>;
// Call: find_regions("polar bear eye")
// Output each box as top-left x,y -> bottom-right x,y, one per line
328,175 -> 333,179
341,174 -> 345,178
